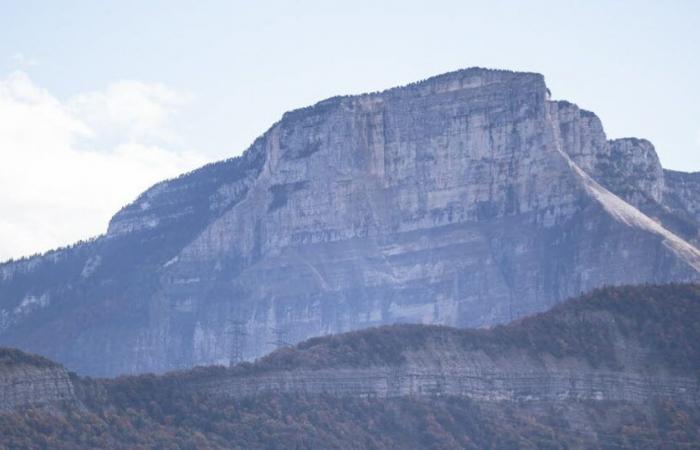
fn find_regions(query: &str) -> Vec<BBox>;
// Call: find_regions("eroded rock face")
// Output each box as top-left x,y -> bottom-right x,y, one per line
184,285 -> 700,405
664,170 -> 700,239
1,68 -> 699,376
605,138 -> 664,203
196,348 -> 699,405
0,354 -> 77,411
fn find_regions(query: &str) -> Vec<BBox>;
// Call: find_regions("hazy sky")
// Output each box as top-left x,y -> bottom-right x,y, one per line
1,0 -> 698,260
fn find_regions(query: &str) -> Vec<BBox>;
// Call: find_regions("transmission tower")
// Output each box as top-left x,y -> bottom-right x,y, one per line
225,319 -> 247,367
269,326 -> 291,349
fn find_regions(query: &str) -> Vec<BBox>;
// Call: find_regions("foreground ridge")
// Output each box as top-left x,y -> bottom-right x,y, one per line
176,284 -> 700,403
1,285 -> 699,448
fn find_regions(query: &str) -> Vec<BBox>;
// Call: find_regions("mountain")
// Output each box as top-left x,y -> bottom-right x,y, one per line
1,284 -> 699,449
1,68 -> 700,376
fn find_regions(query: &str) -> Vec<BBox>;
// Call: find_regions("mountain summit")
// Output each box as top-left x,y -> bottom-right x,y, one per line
1,68 -> 699,376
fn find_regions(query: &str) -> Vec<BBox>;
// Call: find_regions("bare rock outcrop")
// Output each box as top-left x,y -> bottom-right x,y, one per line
0,285 -> 699,449
0,349 -> 77,411
1,68 -> 699,376
175,285 -> 700,407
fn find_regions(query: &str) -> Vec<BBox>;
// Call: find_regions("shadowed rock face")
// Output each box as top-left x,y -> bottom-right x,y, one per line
1,68 -> 699,376
2,284 -> 700,408
0,349 -> 76,411
2,285 -> 700,449
193,345 -> 700,405
663,170 -> 700,241
183,285 -> 700,405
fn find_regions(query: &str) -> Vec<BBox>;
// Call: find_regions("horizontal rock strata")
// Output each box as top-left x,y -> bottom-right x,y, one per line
1,69 -> 699,376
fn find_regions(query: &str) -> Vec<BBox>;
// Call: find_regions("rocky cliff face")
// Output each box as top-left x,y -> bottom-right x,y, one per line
195,346 -> 699,404
0,285 -> 699,449
0,349 -> 77,411
663,170 -> 700,240
1,68 -> 699,376
185,285 -> 700,406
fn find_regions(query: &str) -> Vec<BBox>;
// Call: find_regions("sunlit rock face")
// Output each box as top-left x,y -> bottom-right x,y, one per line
1,68 -> 699,376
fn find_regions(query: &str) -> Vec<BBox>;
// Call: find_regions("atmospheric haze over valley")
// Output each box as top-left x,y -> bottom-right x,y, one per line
1,2 -> 699,449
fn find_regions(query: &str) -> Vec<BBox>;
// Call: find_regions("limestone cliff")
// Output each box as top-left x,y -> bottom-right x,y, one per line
663,170 -> 700,241
0,348 -> 77,411
183,284 -> 700,405
1,68 -> 699,376
0,284 -> 699,449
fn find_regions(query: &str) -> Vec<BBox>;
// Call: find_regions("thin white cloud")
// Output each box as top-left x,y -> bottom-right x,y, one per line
0,71 -> 208,261
10,53 -> 38,69
69,81 -> 192,144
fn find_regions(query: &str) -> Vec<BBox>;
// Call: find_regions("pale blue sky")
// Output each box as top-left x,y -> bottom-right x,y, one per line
0,0 -> 699,259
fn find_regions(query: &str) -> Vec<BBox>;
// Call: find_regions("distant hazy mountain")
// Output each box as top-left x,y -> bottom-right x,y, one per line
1,284 -> 699,449
1,68 -> 699,376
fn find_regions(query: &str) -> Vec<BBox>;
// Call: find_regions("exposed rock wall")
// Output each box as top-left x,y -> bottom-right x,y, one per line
1,68 -> 699,376
196,358 -> 699,404
0,283 -> 698,449
183,285 -> 700,405
0,363 -> 76,411
664,170 -> 700,234
605,138 -> 664,203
